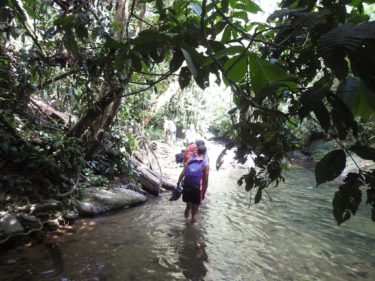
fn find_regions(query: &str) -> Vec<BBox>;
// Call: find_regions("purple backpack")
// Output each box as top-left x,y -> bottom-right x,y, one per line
183,158 -> 204,190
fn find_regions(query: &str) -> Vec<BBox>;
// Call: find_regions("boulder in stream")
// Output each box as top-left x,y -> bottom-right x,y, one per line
76,187 -> 147,217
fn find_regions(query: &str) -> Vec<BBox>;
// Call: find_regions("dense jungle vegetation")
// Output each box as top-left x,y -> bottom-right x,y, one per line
1,0 -> 375,237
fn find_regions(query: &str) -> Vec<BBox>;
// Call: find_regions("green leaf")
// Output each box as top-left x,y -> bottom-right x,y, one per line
337,77 -> 375,118
332,173 -> 362,225
245,167 -> 256,191
313,102 -> 330,132
221,25 -> 232,43
236,1 -> 262,14
349,145 -> 375,161
254,188 -> 262,204
300,86 -> 329,105
214,45 -> 246,59
114,47 -> 128,71
179,66 -> 191,89
63,29 -> 79,57
156,0 -> 165,18
180,48 -> 198,76
315,149 -> 346,186
194,69 -> 209,90
223,55 -> 247,82
169,48 -> 184,71
203,45 -> 246,66
249,53 -> 297,99
220,0 -> 229,12
329,95 -> 358,140
130,53 -> 142,72
231,11 -> 248,21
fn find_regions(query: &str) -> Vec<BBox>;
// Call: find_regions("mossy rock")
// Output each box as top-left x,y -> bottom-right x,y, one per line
308,140 -> 341,160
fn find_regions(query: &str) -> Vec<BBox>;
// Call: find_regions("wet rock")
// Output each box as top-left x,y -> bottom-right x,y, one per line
341,154 -> 374,177
0,212 -> 24,235
76,187 -> 147,217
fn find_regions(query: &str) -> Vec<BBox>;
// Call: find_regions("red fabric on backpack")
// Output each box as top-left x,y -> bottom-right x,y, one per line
184,144 -> 197,163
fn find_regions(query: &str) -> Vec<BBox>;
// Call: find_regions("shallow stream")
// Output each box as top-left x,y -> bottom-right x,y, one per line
1,165 -> 375,281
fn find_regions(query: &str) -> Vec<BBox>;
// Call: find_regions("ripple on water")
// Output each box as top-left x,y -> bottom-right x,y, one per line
1,168 -> 375,281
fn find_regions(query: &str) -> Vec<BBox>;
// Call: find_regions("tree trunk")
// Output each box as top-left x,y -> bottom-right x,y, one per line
135,3 -> 146,34
85,94 -> 122,159
67,0 -> 131,158
143,79 -> 180,126
66,86 -> 123,138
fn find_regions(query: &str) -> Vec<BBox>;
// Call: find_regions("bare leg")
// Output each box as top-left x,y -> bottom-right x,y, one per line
184,202 -> 192,218
191,204 -> 199,223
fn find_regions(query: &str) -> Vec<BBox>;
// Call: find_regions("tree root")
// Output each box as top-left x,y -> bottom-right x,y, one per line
16,200 -> 63,214
0,219 -> 46,246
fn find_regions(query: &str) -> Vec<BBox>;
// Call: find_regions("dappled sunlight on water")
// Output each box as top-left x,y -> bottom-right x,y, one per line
1,166 -> 375,281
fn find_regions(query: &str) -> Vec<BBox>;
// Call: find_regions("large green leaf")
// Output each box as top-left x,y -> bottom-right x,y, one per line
179,66 -> 191,89
313,102 -> 330,132
249,53 -> 297,100
332,173 -> 362,225
221,25 -> 232,43
169,48 -> 184,71
181,48 -> 198,76
203,45 -> 246,66
223,55 -> 248,82
236,1 -> 262,14
315,149 -> 346,186
337,77 -> 375,118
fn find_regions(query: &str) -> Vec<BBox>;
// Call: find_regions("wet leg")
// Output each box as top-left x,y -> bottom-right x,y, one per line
191,204 -> 199,223
184,202 -> 192,218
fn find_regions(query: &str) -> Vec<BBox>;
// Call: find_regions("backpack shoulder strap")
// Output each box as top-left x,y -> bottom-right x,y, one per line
188,158 -> 203,165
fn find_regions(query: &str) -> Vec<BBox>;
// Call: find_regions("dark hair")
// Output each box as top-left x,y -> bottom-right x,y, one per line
195,139 -> 205,146
197,144 -> 207,155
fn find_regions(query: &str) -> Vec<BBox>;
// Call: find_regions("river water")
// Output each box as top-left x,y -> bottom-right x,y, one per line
1,165 -> 375,281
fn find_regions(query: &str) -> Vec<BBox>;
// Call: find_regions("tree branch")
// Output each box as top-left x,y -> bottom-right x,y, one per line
39,69 -> 79,90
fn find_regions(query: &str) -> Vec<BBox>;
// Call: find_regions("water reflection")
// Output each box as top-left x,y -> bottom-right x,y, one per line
44,242 -> 64,275
174,224 -> 208,280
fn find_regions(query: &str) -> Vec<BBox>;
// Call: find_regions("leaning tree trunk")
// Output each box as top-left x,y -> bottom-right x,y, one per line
85,94 -> 123,159
66,0 -> 132,159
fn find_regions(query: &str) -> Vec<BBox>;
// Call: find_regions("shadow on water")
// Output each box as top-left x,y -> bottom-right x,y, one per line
170,223 -> 208,281
44,242 -> 65,275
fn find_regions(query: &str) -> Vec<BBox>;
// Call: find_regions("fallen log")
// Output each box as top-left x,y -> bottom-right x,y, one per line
131,158 -> 176,195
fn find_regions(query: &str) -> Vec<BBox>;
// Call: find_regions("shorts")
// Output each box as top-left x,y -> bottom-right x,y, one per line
182,187 -> 201,205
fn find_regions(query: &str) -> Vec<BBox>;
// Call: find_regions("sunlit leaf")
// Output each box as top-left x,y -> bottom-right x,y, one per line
189,3 -> 202,16
181,48 -> 198,76
249,53 -> 297,100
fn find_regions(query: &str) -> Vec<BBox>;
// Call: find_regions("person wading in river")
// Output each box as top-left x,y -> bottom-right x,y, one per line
177,144 -> 209,223
184,139 -> 209,164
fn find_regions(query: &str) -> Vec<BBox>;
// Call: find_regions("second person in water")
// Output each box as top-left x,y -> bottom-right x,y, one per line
177,144 -> 209,223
